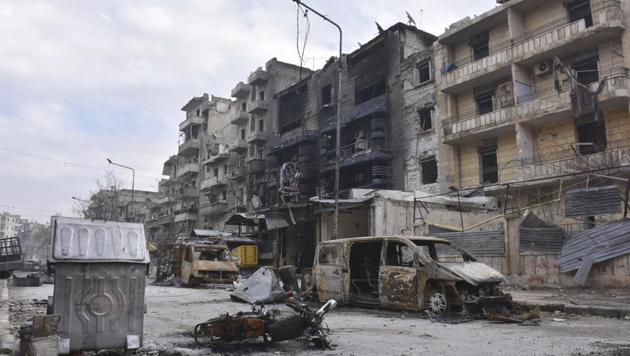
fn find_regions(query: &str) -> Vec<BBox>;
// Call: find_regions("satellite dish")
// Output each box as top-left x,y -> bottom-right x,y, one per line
251,194 -> 261,209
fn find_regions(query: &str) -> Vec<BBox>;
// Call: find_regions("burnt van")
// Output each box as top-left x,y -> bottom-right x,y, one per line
312,236 -> 507,314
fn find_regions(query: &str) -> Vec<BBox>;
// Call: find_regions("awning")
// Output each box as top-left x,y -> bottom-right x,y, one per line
191,229 -> 227,237
225,213 -> 265,226
265,217 -> 290,230
223,235 -> 259,244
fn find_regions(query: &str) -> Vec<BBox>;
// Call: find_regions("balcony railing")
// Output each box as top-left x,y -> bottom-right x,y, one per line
443,66 -> 629,142
176,162 -> 199,178
198,201 -> 228,216
231,82 -> 251,98
247,100 -> 269,114
442,0 -> 623,90
230,111 -> 249,125
321,141 -> 391,172
247,130 -> 270,143
248,68 -> 269,85
229,139 -> 248,153
203,152 -> 229,165
178,138 -> 201,155
174,212 -> 197,222
179,115 -> 204,131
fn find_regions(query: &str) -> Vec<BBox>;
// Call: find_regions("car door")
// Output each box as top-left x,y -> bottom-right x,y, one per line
378,239 -> 419,310
313,244 -> 345,302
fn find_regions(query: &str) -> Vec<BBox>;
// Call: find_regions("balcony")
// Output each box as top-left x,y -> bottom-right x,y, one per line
229,139 -> 248,153
443,67 -> 630,144
228,166 -> 246,180
179,115 -> 204,131
230,110 -> 250,125
231,82 -> 251,98
176,162 -> 199,178
174,212 -> 197,222
200,176 -> 227,191
175,187 -> 198,198
442,1 -> 624,93
178,138 -> 200,155
270,130 -> 319,153
247,130 -> 270,143
202,152 -> 229,165
199,201 -> 228,216
157,214 -> 173,225
518,138 -> 630,181
321,142 -> 392,173
320,95 -> 389,134
247,100 -> 268,114
245,156 -> 265,173
248,68 -> 269,85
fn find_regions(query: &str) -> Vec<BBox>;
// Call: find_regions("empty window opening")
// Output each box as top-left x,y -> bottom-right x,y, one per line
573,55 -> 599,85
386,242 -> 415,267
418,108 -> 433,131
349,241 -> 382,304
480,145 -> 498,183
213,168 -> 219,178
318,245 -> 339,265
470,32 -> 489,61
259,91 -> 265,101
250,117 -> 255,131
278,86 -> 307,134
321,84 -> 333,106
258,119 -> 264,132
241,102 -> 246,111
195,108 -> 200,116
222,189 -> 227,201
250,86 -> 256,101
240,129 -> 246,140
476,90 -> 495,115
421,156 -> 438,184
567,0 -> 593,27
576,113 -> 606,154
417,61 -> 431,84
356,78 -> 386,104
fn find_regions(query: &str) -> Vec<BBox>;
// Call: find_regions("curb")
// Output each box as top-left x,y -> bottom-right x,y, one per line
518,300 -> 630,319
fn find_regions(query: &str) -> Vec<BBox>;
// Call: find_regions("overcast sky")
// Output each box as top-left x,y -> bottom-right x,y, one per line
0,0 -> 496,223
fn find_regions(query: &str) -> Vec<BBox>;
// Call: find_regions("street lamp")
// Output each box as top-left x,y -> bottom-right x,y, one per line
292,0 -> 343,239
106,158 -> 135,221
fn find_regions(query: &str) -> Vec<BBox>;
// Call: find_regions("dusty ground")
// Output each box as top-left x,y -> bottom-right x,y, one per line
9,283 -> 630,356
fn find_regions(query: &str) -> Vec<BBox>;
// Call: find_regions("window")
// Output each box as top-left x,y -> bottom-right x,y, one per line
355,78 -> 386,104
223,164 -> 228,175
222,189 -> 227,201
318,245 -> 339,265
385,242 -> 415,267
573,55 -> 599,85
420,156 -> 438,184
567,0 -> 593,27
258,119 -> 264,132
250,86 -> 256,101
259,91 -> 265,101
576,113 -> 606,154
240,129 -> 246,140
418,107 -> 433,131
476,90 -> 495,115
241,102 -> 246,111
480,145 -> 498,183
417,60 -> 431,84
213,168 -> 219,178
470,31 -> 489,61
195,108 -> 200,116
321,84 -> 332,106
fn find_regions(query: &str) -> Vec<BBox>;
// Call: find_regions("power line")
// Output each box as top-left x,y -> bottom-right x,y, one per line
0,204 -> 61,214
0,147 -> 162,181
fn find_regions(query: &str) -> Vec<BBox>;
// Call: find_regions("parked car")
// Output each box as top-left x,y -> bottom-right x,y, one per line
171,242 -> 239,287
312,235 -> 507,314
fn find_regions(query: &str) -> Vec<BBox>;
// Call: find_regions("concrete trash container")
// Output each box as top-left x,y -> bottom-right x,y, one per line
49,217 -> 149,353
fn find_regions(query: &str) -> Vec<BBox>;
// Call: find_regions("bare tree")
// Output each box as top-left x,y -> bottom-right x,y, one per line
74,171 -> 125,221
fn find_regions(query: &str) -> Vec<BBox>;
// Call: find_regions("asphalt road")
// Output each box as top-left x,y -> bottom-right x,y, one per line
9,284 -> 630,355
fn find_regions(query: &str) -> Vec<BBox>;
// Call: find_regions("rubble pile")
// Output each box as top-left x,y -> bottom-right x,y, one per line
9,299 -> 47,335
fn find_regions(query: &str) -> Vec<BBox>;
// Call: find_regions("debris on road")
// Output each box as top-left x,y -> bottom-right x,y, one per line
230,266 -> 288,304
486,305 -> 541,325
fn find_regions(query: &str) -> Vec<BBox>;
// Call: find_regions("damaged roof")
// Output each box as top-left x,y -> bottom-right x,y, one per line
559,219 -> 630,273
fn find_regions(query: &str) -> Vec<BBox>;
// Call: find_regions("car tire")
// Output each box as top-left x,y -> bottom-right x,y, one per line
425,289 -> 448,315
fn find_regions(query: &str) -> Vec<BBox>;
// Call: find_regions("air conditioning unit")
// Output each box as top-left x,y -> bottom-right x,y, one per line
535,60 -> 552,76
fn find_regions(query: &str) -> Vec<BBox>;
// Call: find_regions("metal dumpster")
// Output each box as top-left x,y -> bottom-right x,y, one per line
49,217 -> 149,353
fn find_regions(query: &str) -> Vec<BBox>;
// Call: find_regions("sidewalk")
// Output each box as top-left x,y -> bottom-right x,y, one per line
507,286 -> 630,318
0,279 -> 15,355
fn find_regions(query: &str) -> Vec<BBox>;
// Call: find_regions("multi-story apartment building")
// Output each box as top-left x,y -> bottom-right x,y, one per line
435,0 -> 629,210
0,212 -> 22,238
317,23 -> 437,198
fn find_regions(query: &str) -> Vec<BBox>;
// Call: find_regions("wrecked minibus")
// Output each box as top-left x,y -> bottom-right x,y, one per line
172,242 -> 239,286
312,236 -> 507,314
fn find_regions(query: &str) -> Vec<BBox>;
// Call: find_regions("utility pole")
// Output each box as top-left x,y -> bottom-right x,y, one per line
106,158 -> 135,222
291,0 -> 343,238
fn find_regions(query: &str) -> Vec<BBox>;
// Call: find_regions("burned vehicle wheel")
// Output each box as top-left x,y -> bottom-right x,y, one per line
426,290 -> 448,315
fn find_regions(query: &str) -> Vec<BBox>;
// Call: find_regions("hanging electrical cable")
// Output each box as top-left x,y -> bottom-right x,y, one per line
295,3 -> 310,80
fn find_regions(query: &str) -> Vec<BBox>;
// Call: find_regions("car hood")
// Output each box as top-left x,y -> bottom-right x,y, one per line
438,262 -> 506,286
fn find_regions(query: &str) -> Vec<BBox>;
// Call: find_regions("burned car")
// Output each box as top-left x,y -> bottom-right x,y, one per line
172,242 -> 239,286
312,236 -> 507,314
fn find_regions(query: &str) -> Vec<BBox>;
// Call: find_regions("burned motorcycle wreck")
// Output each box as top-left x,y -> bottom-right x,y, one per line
193,299 -> 337,349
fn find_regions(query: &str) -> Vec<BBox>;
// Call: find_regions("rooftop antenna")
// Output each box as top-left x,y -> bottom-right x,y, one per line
406,11 -> 416,26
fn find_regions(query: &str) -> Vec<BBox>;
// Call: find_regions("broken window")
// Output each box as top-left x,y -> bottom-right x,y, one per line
321,84 -> 332,106
259,91 -> 265,101
241,102 -> 246,111
278,85 -> 307,134
240,129 -> 245,140
418,107 -> 433,131
420,156 -> 438,184
479,144 -> 498,183
224,164 -> 228,175
417,60 -> 431,84
318,245 -> 339,265
576,113 -> 606,154
258,119 -> 264,132
385,242 -> 415,267
349,241 -> 382,303
567,0 -> 593,28
572,55 -> 599,85
476,90 -> 495,115
213,168 -> 219,177
222,189 -> 227,201
470,31 -> 489,61
355,78 -> 386,104
199,249 -> 228,261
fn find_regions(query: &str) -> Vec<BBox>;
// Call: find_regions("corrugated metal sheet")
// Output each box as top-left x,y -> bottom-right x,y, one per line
565,185 -> 622,217
520,227 -> 565,254
432,230 -> 505,256
49,217 -> 149,264
559,219 -> 630,273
